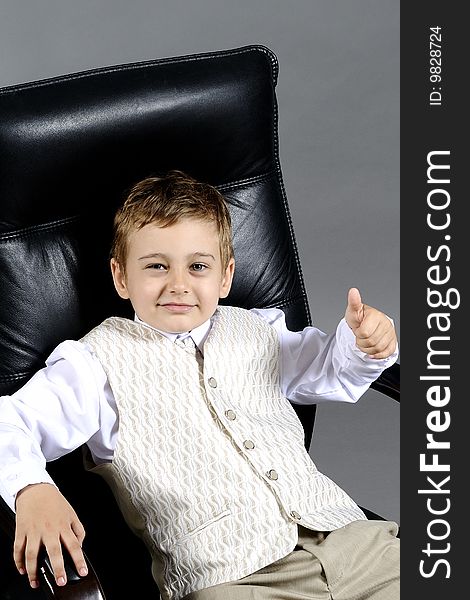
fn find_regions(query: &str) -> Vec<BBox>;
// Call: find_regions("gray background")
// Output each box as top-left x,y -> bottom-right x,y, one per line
0,0 -> 399,522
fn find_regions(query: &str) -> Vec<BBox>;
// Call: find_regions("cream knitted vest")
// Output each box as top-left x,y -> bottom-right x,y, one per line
82,306 -> 365,600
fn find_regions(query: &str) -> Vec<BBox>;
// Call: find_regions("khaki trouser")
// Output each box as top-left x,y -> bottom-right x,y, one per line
184,520 -> 399,600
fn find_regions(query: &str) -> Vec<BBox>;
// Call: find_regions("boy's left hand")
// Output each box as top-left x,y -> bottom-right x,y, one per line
345,287 -> 397,359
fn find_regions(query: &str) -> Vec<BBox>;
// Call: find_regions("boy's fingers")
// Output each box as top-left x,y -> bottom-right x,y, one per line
71,518 -> 86,546
356,327 -> 391,350
369,339 -> 398,359
355,311 -> 394,343
44,537 -> 67,586
13,533 -> 26,574
24,537 -> 41,588
354,318 -> 383,346
45,524 -> 88,586
62,528 -> 89,578
15,529 -> 88,589
356,327 -> 397,356
355,323 -> 389,348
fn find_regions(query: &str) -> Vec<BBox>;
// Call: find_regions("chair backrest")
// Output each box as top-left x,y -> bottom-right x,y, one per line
0,45 -> 315,597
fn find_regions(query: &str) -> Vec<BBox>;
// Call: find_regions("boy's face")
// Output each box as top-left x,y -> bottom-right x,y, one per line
111,219 -> 235,333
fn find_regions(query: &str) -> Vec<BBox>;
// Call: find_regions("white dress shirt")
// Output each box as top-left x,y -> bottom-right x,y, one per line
0,307 -> 398,512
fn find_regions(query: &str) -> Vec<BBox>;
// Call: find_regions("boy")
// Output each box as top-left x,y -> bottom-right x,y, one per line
0,171 -> 399,599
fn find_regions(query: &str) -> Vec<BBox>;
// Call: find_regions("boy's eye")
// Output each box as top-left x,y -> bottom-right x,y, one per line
191,263 -> 207,272
146,263 -> 167,270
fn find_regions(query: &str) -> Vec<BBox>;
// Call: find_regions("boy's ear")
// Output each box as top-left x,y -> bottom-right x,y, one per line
110,258 -> 130,299
219,258 -> 235,299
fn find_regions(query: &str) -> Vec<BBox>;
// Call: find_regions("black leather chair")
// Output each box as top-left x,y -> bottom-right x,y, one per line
0,45 -> 399,599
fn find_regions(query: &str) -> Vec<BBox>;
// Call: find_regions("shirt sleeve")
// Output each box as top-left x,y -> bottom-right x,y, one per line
251,307 -> 399,405
0,340 -> 115,512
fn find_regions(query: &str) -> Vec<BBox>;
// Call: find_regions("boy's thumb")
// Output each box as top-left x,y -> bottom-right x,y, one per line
347,287 -> 363,312
345,287 -> 364,329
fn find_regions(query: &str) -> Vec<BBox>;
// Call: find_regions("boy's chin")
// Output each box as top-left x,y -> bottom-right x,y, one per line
150,314 -> 205,334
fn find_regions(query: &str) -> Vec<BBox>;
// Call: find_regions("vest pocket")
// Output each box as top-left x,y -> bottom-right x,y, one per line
174,509 -> 232,544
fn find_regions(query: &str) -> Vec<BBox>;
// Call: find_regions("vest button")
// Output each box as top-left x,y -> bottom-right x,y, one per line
290,510 -> 301,521
208,377 -> 217,388
225,409 -> 236,420
243,440 -> 255,450
266,469 -> 279,481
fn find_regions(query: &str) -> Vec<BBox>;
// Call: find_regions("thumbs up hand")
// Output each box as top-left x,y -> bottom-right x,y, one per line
345,288 -> 397,359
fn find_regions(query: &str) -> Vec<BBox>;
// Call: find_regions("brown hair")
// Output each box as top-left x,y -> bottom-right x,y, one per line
111,170 -> 233,271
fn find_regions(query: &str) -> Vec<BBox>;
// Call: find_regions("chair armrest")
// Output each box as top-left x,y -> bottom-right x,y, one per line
0,495 -> 106,600
370,362 -> 400,402
360,506 -> 400,537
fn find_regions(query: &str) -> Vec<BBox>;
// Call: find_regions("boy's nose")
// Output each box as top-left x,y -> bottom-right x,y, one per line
167,270 -> 189,294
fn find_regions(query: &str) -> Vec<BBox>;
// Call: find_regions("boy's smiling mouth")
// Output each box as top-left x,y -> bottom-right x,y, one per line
159,303 -> 195,313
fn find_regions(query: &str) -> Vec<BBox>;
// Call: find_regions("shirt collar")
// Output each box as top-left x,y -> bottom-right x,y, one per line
133,313 -> 212,353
